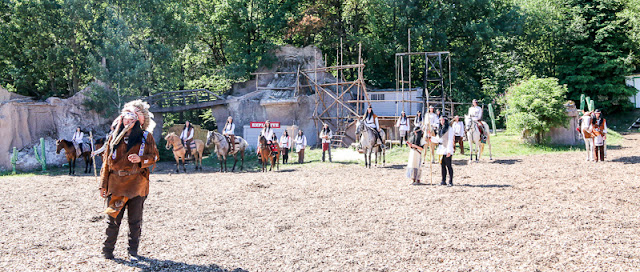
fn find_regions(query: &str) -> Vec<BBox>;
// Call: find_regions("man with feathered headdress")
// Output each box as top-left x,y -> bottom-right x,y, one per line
98,99 -> 159,260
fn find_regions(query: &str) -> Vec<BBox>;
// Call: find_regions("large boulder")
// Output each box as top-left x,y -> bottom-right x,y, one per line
0,85 -> 111,171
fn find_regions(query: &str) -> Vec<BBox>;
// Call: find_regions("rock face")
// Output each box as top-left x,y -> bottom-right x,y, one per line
211,45 -> 337,147
0,85 -> 111,171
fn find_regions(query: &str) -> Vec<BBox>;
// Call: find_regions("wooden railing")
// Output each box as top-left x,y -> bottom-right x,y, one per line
143,89 -> 225,113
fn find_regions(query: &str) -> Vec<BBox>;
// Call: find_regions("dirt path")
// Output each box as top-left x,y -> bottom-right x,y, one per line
1,134 -> 639,271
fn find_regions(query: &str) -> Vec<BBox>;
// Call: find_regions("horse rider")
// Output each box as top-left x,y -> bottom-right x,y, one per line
452,115 -> 465,155
364,105 -> 387,149
280,130 -> 292,164
320,123 -> 333,162
222,116 -> 236,153
468,99 -> 486,141
258,120 -> 276,157
180,121 -> 195,158
99,100 -> 159,260
72,127 -> 84,157
591,109 -> 607,162
436,115 -> 454,186
425,105 -> 439,135
413,111 -> 423,130
395,111 -> 410,147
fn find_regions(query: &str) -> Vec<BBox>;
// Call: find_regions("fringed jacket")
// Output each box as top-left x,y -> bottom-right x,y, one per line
100,132 -> 159,199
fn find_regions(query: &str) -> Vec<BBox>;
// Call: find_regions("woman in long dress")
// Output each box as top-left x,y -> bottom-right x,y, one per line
406,127 -> 426,185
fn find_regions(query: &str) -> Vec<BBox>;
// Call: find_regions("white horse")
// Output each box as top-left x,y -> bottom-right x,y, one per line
464,115 -> 492,161
579,113 -> 594,161
356,120 -> 386,168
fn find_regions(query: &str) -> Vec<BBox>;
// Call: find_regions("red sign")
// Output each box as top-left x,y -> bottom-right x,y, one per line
250,122 -> 280,128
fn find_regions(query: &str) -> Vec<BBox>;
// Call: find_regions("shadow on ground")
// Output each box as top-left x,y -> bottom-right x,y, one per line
458,184 -> 512,188
611,156 -> 640,164
490,159 -> 522,165
114,256 -> 248,272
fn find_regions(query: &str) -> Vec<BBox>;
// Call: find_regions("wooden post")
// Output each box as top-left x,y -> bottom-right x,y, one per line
90,131 -> 98,187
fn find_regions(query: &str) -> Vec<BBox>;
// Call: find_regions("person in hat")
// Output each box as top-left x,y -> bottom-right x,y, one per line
180,121 -> 195,158
363,105 -> 387,149
295,130 -> 307,163
395,111 -> 410,147
320,123 -> 333,162
591,109 -> 607,162
99,100 -> 158,260
406,126 -> 426,185
452,115 -> 465,154
436,115 -> 454,186
222,116 -> 236,153
468,99 -> 486,140
279,130 -> 292,164
425,105 -> 439,136
72,127 -> 85,157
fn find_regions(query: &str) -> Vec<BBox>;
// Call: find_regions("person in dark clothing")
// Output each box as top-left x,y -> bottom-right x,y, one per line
436,115 -> 454,186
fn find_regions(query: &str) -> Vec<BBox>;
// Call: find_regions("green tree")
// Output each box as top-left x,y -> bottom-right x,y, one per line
504,76 -> 569,144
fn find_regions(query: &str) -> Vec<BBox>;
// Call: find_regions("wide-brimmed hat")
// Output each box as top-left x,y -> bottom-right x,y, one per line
594,109 -> 601,113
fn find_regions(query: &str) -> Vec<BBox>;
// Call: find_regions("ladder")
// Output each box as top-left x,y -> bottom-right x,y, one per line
331,131 -> 347,148
629,117 -> 640,130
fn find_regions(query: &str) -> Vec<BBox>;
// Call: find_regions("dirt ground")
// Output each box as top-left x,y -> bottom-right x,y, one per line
1,134 -> 639,271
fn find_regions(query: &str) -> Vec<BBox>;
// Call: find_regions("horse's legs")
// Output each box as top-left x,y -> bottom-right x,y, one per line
240,151 -> 244,171
231,155 -> 238,172
68,158 -> 72,175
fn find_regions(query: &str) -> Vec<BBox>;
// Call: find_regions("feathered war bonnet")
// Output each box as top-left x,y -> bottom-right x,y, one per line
121,99 -> 156,133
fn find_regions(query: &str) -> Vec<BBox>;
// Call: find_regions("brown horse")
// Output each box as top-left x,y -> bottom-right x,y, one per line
56,139 -> 93,175
164,132 -> 204,172
258,136 -> 279,172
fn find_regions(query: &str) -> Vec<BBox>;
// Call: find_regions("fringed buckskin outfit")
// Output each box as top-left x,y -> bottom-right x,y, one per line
99,100 -> 158,259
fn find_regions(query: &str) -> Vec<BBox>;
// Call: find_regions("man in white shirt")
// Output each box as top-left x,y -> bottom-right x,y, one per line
468,99 -> 486,140
451,115 -> 465,155
180,121 -> 195,157
222,116 -> 236,153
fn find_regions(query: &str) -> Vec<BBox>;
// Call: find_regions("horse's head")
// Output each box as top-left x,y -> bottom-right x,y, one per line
464,115 -> 472,131
55,139 -> 63,154
207,131 -> 223,147
580,114 -> 592,130
164,133 -> 176,150
355,119 -> 364,135
206,131 -> 214,147
258,135 -> 267,146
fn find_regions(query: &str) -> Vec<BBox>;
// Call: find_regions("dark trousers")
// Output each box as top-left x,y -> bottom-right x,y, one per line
103,196 -> 146,255
594,145 -> 605,161
441,155 -> 453,185
282,148 -> 289,164
322,145 -> 332,162
454,136 -> 464,154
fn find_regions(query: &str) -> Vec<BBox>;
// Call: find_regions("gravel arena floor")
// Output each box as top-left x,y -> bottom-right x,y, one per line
1,134 -> 639,271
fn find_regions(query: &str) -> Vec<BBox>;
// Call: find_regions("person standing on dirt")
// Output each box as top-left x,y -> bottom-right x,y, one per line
295,130 -> 307,164
591,109 -> 607,162
320,123 -> 333,162
222,116 -> 236,153
280,130 -> 292,164
99,100 -> 159,260
395,111 -> 410,147
452,115 -> 465,155
180,121 -> 195,158
406,127 -> 426,185
436,115 -> 454,186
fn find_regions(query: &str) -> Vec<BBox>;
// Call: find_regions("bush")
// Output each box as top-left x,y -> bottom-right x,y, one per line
504,76 -> 569,144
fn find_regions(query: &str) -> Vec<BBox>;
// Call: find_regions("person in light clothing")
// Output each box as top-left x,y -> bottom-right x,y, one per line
436,115 -> 455,186
364,106 -> 386,149
180,121 -> 195,157
468,99 -> 486,140
280,130 -> 292,164
395,111 -> 410,147
425,105 -> 439,135
257,120 -> 276,157
413,111 -> 423,130
222,116 -> 236,153
591,109 -> 607,162
451,115 -> 465,155
406,127 -> 426,185
295,130 -> 307,164
72,127 -> 84,157
320,123 -> 333,162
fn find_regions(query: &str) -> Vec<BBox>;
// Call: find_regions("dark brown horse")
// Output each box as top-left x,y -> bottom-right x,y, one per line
56,139 -> 92,175
258,136 -> 279,172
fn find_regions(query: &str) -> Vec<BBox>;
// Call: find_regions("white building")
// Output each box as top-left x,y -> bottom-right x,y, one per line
368,88 -> 423,116
626,74 -> 640,108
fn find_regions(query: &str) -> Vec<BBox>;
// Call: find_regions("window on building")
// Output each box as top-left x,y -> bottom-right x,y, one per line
370,93 -> 385,101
